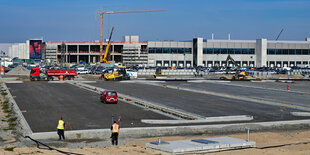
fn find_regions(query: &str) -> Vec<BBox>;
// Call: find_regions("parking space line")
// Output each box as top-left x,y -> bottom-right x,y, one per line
205,81 -> 310,95
143,82 -> 310,112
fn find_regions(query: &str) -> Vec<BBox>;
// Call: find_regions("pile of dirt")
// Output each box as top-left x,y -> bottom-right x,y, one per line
5,66 -> 30,76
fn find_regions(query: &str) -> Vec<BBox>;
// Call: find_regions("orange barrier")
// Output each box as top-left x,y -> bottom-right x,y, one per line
60,75 -> 63,81
65,122 -> 72,131
0,67 -> 4,74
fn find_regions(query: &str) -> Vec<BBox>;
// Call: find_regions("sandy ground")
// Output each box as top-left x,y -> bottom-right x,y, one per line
0,129 -> 309,155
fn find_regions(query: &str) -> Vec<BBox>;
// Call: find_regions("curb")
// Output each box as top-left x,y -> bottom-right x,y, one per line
2,83 -> 33,136
30,119 -> 310,140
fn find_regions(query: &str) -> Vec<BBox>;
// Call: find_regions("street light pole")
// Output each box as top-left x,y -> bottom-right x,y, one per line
183,53 -> 186,68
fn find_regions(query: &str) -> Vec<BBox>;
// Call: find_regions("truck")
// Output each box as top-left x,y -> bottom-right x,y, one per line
30,67 -> 77,81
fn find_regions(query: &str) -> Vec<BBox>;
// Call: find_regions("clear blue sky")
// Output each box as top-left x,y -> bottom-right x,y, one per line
0,0 -> 309,43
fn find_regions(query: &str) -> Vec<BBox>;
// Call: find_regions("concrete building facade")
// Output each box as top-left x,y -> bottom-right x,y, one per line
148,38 -> 310,68
7,36 -> 310,67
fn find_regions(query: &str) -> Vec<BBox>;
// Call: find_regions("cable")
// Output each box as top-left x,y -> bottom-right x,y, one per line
24,136 -> 84,155
257,141 -> 310,149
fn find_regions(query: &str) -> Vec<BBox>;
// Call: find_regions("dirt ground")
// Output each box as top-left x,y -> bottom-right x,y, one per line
0,129 -> 309,155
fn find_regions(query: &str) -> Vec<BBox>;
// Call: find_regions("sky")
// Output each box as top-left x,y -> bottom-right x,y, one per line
0,0 -> 309,43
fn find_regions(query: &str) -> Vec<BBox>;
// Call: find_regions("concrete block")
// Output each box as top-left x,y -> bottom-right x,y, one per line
146,137 -> 255,154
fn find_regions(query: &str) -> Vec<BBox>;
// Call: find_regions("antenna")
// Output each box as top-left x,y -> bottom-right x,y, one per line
276,29 -> 284,41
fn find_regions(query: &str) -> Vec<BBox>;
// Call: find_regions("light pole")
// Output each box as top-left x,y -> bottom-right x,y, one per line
183,53 -> 185,68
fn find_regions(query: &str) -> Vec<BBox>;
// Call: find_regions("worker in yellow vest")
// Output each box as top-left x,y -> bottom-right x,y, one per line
57,117 -> 65,140
111,121 -> 120,145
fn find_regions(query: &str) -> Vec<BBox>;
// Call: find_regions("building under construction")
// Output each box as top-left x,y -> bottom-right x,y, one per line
8,36 -> 310,67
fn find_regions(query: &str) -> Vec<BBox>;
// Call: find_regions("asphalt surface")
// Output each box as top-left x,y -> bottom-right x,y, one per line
226,81 -> 310,94
7,82 -> 171,132
90,81 -> 309,122
167,81 -> 310,108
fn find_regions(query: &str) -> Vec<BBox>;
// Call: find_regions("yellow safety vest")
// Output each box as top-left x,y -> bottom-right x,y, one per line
57,120 -> 64,129
112,123 -> 119,133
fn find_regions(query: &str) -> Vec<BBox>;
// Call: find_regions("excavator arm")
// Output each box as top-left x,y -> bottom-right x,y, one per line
226,54 -> 236,67
101,27 -> 114,63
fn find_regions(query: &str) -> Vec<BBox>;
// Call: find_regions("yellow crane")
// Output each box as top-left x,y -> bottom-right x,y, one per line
97,9 -> 166,61
101,26 -> 114,63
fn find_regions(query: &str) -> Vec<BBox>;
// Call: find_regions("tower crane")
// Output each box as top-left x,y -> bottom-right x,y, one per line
97,9 -> 166,61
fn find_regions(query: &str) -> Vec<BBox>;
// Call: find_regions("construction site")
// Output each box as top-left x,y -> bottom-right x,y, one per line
1,2 -> 310,155
0,65 -> 310,154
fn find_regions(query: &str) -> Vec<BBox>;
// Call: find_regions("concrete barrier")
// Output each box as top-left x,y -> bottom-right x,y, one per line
30,119 -> 310,140
141,115 -> 253,124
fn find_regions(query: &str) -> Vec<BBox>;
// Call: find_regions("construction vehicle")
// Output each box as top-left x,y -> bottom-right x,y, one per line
103,66 -> 130,81
153,67 -> 168,79
101,27 -> 114,63
30,67 -> 77,81
219,55 -> 248,80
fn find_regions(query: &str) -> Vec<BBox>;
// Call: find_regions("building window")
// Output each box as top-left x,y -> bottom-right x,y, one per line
242,49 -> 248,54
267,48 -> 309,55
178,48 -> 185,54
184,48 -> 192,54
268,49 -> 275,55
250,49 -> 254,54
221,48 -> 228,54
203,48 -> 208,54
155,48 -> 162,53
282,49 -> 289,55
163,48 -> 171,53
148,48 -> 155,53
203,48 -> 254,55
228,48 -> 234,54
207,48 -> 214,54
235,49 -> 241,54
214,48 -> 220,54
302,49 -> 309,55
171,48 -> 178,54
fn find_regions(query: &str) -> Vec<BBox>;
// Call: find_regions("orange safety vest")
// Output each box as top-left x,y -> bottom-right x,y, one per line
112,123 -> 119,133
57,120 -> 64,130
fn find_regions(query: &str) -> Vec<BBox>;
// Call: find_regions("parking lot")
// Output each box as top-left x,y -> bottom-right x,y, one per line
7,82 -> 171,132
90,81 -> 310,122
6,80 -> 310,133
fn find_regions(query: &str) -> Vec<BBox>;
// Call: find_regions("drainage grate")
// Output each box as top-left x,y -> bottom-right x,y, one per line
191,139 -> 218,144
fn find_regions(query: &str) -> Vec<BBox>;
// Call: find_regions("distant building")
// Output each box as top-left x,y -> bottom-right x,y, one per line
6,37 -> 310,67
8,39 -> 43,60
0,43 -> 13,56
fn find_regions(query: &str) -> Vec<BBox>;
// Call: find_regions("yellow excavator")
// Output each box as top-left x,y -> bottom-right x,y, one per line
101,27 -> 114,63
103,66 -> 130,81
219,55 -> 248,80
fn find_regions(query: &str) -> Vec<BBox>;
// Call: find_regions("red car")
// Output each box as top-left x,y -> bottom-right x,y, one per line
100,90 -> 118,104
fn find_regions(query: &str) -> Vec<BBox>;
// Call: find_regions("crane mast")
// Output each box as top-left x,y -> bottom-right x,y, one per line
97,9 -> 166,62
